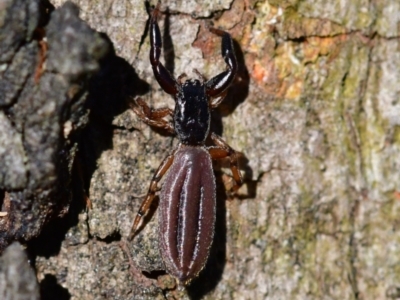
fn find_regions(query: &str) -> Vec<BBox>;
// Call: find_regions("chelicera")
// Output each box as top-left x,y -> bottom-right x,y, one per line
129,2 -> 243,284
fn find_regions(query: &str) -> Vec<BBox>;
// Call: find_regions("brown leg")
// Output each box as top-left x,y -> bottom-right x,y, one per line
119,240 -> 154,287
33,27 -> 47,84
128,148 -> 177,240
129,98 -> 175,134
208,132 -> 243,191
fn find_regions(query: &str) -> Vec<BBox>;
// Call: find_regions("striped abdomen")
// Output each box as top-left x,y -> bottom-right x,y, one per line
159,146 -> 216,283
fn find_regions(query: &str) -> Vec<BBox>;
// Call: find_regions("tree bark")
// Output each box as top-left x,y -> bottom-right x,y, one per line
1,0 -> 400,299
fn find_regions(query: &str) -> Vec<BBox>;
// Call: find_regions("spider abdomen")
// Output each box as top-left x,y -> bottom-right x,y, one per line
159,146 -> 216,283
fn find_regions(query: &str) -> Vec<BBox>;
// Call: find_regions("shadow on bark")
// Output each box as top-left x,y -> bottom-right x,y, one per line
26,18 -> 149,300
78,34 -> 150,198
40,274 -> 71,300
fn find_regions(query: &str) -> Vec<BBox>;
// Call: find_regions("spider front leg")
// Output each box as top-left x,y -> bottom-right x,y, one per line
129,148 -> 177,240
206,28 -> 238,98
129,98 -> 174,134
208,132 -> 242,191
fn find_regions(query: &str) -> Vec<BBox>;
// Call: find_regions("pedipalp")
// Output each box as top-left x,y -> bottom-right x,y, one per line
149,3 -> 177,95
206,28 -> 238,97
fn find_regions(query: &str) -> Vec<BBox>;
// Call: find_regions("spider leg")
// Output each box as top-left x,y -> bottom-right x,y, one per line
129,98 -> 174,134
129,148 -> 177,240
208,132 -> 242,191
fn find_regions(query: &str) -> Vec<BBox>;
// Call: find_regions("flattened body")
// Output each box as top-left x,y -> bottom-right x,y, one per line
159,146 -> 216,283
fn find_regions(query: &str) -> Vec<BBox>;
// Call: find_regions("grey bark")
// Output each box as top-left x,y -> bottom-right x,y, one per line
0,242 -> 40,300
0,0 -> 109,297
1,0 -> 400,299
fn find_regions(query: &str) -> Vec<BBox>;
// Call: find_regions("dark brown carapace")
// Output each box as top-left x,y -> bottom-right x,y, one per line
129,2 -> 243,284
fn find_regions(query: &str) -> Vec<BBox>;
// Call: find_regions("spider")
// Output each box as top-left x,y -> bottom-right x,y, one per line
129,2 -> 243,284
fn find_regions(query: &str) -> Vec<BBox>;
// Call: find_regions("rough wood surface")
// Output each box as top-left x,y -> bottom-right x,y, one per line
1,0 -> 400,299
0,0 -> 108,251
0,242 -> 39,300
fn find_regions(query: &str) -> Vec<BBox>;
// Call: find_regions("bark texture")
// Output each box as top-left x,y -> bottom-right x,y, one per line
0,0 -> 108,251
1,0 -> 400,299
0,242 -> 39,300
